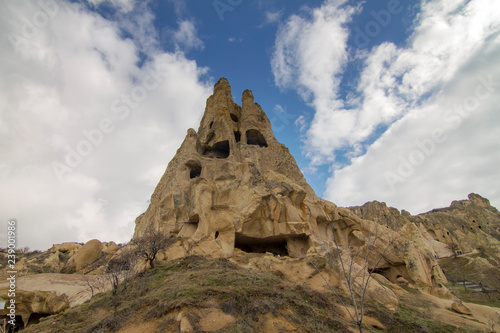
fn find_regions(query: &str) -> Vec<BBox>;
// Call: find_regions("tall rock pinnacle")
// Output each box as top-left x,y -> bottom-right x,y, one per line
134,78 -> 333,257
132,78 -> 451,297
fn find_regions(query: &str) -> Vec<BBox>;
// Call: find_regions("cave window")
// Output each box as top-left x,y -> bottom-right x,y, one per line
235,233 -> 288,256
7,315 -> 24,330
478,226 -> 482,229
246,129 -> 268,147
202,140 -> 230,158
181,214 -> 199,238
472,219 -> 476,223
234,131 -> 241,142
209,121 -> 214,129
215,231 -> 219,239
186,161 -> 202,179
230,113 -> 238,122
28,313 -> 50,326
446,231 -> 450,236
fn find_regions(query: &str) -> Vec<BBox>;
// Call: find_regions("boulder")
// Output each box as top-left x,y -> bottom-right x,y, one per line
451,300 -> 472,315
63,239 -> 103,273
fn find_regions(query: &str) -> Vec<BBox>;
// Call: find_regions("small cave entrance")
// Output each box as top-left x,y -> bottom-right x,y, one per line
234,131 -> 241,142
27,313 -> 50,326
371,267 -> 390,276
202,140 -> 230,158
180,214 -> 199,238
235,233 -> 288,256
234,233 -> 310,257
230,113 -> 239,122
246,129 -> 268,147
5,315 -> 24,332
186,160 -> 202,179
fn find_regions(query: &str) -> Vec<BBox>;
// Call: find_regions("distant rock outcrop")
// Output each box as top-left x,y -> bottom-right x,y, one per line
349,193 -> 500,291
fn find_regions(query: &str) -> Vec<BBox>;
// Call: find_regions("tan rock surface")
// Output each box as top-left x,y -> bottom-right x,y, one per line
349,194 -> 500,291
133,78 -> 455,298
0,273 -> 107,307
451,300 -> 472,315
0,289 -> 69,327
64,239 -> 104,273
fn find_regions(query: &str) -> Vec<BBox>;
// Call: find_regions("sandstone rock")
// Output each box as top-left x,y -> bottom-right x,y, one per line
451,300 -> 472,315
177,312 -> 194,333
198,308 -> 236,331
49,242 -> 82,255
134,78 -> 336,257
259,313 -> 297,332
397,276 -> 409,284
102,241 -> 120,254
351,193 -> 500,292
63,239 -> 104,273
133,78 -> 455,299
0,289 -> 69,328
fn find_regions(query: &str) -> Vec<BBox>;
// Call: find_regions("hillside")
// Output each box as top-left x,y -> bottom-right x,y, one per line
20,255 -> 495,333
2,78 -> 500,332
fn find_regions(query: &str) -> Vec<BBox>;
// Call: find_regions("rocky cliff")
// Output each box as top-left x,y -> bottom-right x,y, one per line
349,193 -> 500,290
133,78 -> 449,297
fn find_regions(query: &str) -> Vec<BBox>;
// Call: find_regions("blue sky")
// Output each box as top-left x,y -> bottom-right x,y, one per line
1,0 -> 499,250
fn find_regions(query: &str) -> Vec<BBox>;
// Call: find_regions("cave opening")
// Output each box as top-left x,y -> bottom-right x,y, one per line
5,315 -> 24,331
234,131 -> 241,142
27,313 -> 50,326
186,161 -> 202,179
234,233 -> 309,257
246,129 -> 268,147
180,214 -> 199,238
230,113 -> 238,122
235,233 -> 288,256
202,140 -> 230,158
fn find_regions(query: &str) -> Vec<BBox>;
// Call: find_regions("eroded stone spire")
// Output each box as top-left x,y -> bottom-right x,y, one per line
132,78 -> 453,297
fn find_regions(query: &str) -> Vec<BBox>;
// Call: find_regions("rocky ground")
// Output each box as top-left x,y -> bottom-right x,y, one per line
18,255 -> 500,333
1,242 -> 500,332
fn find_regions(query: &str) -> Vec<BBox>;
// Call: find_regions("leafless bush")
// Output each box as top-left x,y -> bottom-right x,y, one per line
305,223 -> 398,333
130,226 -> 175,269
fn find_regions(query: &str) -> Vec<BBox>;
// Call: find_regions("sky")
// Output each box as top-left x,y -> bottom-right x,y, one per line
1,0 -> 499,250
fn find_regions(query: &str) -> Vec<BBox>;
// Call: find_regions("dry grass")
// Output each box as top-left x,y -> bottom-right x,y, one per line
22,255 -> 479,333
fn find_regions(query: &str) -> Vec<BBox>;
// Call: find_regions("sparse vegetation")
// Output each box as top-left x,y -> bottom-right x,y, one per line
306,225 -> 398,333
130,226 -> 175,269
19,255 -> 479,333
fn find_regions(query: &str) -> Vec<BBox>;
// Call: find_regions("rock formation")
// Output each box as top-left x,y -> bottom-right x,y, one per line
133,77 -> 336,257
133,78 -> 449,297
349,193 -> 500,290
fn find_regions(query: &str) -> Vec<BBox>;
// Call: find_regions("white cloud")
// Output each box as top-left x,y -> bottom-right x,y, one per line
261,10 -> 283,26
87,0 -> 135,13
294,115 -> 307,132
0,0 -> 211,250
272,0 -> 500,165
272,0 -> 500,212
324,0 -> 500,212
228,37 -> 242,43
326,61 -> 500,212
173,20 -> 204,51
271,0 -> 357,164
